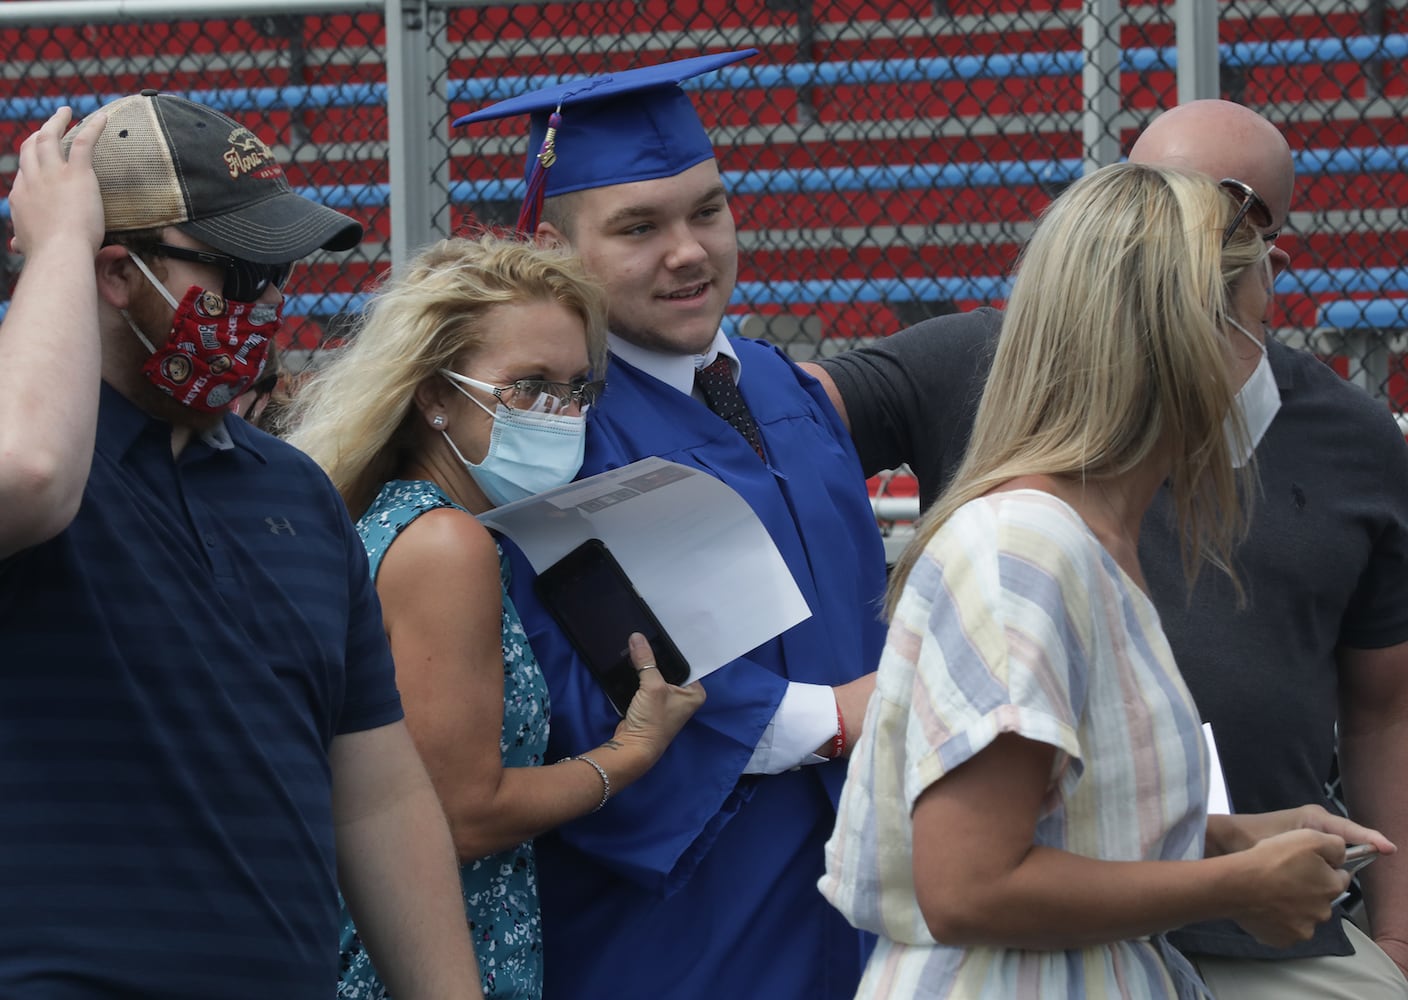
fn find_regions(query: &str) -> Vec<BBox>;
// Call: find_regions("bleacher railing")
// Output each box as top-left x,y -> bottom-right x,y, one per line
3,0 -> 1407,416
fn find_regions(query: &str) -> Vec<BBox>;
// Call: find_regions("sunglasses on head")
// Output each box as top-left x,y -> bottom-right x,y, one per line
147,242 -> 294,302
1219,178 -> 1279,248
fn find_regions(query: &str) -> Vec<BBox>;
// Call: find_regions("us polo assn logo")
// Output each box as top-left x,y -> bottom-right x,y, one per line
223,127 -> 283,181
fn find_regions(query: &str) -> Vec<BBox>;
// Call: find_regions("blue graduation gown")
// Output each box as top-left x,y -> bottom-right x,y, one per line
504,337 -> 888,999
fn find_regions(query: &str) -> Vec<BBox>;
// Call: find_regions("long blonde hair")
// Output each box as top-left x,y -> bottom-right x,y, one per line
284,234 -> 608,519
886,162 -> 1268,616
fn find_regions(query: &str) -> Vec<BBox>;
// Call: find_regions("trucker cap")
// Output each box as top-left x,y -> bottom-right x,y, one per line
66,90 -> 362,263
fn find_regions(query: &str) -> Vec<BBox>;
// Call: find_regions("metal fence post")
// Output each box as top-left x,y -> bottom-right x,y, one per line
1175,0 -> 1220,103
1081,0 -> 1122,175
385,0 -> 449,271
1352,331 -> 1391,400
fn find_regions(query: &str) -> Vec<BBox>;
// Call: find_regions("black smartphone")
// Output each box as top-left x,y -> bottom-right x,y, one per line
533,538 -> 691,716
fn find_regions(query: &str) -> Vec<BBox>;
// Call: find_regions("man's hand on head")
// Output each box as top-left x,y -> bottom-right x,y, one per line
9,107 -> 108,260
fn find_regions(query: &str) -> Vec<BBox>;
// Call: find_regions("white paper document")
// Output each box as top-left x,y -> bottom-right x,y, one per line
1202,722 -> 1233,815
477,457 -> 812,683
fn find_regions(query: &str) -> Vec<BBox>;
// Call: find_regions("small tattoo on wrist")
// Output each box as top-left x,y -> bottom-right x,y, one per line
601,739 -> 623,750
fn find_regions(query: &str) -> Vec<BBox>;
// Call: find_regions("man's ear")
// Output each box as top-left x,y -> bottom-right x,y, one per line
94,244 -> 139,310
535,220 -> 568,249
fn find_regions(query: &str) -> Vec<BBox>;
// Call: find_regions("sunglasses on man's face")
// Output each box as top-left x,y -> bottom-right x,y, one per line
148,242 -> 294,302
1219,178 -> 1279,248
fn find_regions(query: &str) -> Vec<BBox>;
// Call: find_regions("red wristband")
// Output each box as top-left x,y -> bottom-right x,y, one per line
827,701 -> 846,760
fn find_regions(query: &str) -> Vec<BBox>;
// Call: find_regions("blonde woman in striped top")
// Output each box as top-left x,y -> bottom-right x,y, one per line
820,162 -> 1394,999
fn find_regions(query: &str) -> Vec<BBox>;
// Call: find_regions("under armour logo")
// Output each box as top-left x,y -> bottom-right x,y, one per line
265,516 -> 297,536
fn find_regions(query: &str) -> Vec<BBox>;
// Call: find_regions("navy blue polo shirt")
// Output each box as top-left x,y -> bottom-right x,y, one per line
0,383 -> 402,998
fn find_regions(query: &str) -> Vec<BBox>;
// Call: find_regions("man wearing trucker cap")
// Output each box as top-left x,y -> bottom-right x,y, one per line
0,95 -> 480,999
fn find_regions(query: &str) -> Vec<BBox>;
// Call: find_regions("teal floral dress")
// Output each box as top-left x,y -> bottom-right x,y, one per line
337,479 -> 550,1000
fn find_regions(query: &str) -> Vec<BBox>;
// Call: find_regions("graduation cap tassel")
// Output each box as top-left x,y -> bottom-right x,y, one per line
515,109 -> 561,235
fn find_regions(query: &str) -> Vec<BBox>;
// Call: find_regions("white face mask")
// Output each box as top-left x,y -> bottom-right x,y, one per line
1224,319 -> 1281,468
439,370 -> 586,507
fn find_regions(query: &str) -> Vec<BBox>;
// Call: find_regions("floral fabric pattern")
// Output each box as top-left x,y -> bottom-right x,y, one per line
337,480 -> 550,1000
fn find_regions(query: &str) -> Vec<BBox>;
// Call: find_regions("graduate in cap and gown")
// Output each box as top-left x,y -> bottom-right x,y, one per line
456,51 -> 888,999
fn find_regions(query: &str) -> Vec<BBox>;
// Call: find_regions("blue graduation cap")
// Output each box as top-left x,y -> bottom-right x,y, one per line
454,50 -> 757,233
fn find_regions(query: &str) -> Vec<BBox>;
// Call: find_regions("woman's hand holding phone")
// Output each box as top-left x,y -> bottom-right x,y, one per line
1230,829 -> 1352,948
1209,805 -> 1394,948
609,633 -> 707,777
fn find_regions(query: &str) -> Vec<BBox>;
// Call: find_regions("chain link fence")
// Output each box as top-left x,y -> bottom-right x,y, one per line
0,0 -> 1393,840
3,1 -> 1406,402
0,3 -> 385,360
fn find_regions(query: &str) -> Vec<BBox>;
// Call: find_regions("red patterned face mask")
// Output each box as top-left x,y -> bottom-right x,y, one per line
125,252 -> 279,414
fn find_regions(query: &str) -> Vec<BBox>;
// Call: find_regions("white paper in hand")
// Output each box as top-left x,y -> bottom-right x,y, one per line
1203,722 -> 1233,815
478,457 -> 812,684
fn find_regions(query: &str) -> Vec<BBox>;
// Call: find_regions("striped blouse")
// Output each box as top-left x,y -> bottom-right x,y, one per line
821,489 -> 1209,999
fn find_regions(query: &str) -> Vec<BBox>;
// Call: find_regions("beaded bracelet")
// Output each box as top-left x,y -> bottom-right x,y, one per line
568,753 -> 611,813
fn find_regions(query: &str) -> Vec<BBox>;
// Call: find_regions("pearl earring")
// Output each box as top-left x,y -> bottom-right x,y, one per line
432,414 -> 446,428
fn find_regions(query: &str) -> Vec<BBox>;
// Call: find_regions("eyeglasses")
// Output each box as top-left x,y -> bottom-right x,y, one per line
147,243 -> 294,302
247,366 -> 281,400
1219,178 -> 1279,248
233,382 -> 277,421
442,369 -> 605,415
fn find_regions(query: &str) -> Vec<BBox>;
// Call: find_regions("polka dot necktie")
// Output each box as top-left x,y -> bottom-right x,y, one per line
695,355 -> 766,460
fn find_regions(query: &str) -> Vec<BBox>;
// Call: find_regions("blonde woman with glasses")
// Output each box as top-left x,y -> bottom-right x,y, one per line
820,163 -> 1393,999
286,234 -> 704,1000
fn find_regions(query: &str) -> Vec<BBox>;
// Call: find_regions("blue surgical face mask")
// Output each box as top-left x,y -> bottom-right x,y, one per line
439,370 -> 586,506
1224,318 -> 1281,468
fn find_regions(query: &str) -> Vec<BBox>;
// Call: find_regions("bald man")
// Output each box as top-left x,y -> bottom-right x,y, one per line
807,100 -> 1408,999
